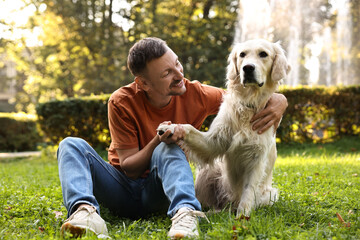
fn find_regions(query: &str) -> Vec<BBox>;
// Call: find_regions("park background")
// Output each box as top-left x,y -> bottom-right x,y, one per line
0,0 -> 360,151
0,0 -> 359,239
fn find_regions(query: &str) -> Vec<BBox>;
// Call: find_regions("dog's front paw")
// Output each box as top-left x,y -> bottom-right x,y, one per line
156,124 -> 176,136
263,187 -> 278,205
236,201 -> 252,218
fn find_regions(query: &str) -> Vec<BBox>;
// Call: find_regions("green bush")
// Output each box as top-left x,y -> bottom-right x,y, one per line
0,112 -> 43,152
36,95 -> 111,149
36,86 -> 360,148
278,85 -> 360,143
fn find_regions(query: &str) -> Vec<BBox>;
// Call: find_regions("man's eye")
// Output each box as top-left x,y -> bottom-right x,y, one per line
162,71 -> 170,77
259,51 -> 268,58
240,52 -> 246,58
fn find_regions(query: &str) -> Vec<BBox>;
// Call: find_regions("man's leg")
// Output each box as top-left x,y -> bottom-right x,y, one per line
57,137 -> 143,236
142,143 -> 206,238
142,142 -> 201,216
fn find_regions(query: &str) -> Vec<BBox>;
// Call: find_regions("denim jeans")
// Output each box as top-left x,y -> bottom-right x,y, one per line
57,137 -> 201,219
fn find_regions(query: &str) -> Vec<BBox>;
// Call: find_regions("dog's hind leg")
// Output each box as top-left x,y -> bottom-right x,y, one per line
195,163 -> 227,210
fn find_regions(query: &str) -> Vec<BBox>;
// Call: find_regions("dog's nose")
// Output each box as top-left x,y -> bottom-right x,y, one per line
243,64 -> 255,73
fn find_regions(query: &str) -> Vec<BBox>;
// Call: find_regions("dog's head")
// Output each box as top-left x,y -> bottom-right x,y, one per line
226,39 -> 291,89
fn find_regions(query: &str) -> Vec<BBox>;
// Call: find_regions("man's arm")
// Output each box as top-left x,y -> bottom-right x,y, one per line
250,93 -> 288,134
116,124 -> 182,179
116,135 -> 160,180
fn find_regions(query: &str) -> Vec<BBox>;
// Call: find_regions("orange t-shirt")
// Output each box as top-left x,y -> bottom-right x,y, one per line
107,78 -> 225,171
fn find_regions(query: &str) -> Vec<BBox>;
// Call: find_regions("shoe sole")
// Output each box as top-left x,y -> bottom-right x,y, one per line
61,222 -> 88,238
171,233 -> 185,239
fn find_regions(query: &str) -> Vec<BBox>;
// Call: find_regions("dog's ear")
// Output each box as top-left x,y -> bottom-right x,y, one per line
271,43 -> 291,82
226,45 -> 240,81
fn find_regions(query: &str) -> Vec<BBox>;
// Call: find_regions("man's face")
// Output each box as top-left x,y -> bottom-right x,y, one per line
142,47 -> 186,98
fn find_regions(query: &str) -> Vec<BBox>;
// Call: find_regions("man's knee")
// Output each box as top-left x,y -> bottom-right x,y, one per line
59,137 -> 87,149
152,143 -> 186,165
57,137 -> 89,159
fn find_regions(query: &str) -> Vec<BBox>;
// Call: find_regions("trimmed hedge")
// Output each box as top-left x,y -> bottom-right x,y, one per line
278,85 -> 360,143
36,95 -> 111,149
36,86 -> 360,148
0,112 -> 43,152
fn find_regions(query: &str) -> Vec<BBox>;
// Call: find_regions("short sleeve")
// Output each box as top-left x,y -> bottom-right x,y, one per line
108,99 -> 139,150
207,87 -> 225,115
196,82 -> 225,116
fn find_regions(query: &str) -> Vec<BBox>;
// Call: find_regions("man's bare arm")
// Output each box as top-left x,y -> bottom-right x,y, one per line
116,135 -> 160,180
116,124 -> 182,179
250,93 -> 288,134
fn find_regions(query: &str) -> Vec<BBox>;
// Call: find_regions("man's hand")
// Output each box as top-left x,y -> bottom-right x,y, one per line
158,122 -> 185,144
250,93 -> 288,134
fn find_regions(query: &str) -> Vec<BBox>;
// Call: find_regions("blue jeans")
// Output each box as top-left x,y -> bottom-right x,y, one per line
57,137 -> 201,219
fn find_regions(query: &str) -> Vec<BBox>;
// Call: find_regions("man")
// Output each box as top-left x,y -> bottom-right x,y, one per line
57,37 -> 287,238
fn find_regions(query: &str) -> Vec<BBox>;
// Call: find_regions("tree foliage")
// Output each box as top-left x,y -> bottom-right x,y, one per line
1,0 -> 237,113
350,0 -> 360,82
4,0 -> 359,113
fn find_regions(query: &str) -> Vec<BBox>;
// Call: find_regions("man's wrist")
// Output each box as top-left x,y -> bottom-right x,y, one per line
153,134 -> 162,145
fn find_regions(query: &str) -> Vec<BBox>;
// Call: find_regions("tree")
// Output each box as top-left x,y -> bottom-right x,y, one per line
350,0 -> 360,84
124,0 -> 238,87
5,0 -> 237,112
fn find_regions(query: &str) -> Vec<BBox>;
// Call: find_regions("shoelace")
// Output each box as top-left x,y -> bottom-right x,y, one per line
66,205 -> 95,222
171,210 -> 210,226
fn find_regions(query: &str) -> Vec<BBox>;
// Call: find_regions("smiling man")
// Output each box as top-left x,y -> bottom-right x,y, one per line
57,37 -> 287,238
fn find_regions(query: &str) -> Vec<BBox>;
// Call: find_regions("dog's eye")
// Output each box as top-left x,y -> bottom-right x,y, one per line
240,52 -> 246,58
259,51 -> 268,58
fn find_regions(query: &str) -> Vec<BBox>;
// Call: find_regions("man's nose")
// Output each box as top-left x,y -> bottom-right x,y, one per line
174,68 -> 184,79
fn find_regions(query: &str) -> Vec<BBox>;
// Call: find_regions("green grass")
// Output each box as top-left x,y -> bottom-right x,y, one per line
0,137 -> 359,239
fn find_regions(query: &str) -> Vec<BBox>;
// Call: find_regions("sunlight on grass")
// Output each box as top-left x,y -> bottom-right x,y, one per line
0,137 -> 359,239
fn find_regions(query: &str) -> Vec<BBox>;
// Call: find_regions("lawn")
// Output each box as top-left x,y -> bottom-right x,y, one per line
0,137 -> 359,239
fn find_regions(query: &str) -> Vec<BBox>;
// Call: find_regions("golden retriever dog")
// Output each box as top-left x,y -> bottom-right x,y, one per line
157,39 -> 291,217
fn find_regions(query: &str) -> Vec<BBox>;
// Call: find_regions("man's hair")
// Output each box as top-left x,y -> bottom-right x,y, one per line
127,37 -> 168,76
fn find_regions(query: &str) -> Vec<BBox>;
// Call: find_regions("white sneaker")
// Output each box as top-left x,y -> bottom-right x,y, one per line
61,204 -> 110,238
168,207 -> 209,239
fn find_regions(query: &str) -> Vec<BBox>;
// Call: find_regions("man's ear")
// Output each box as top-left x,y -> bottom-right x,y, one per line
135,76 -> 150,91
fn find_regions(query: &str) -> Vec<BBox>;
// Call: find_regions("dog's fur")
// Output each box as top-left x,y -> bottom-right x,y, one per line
157,39 -> 291,217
